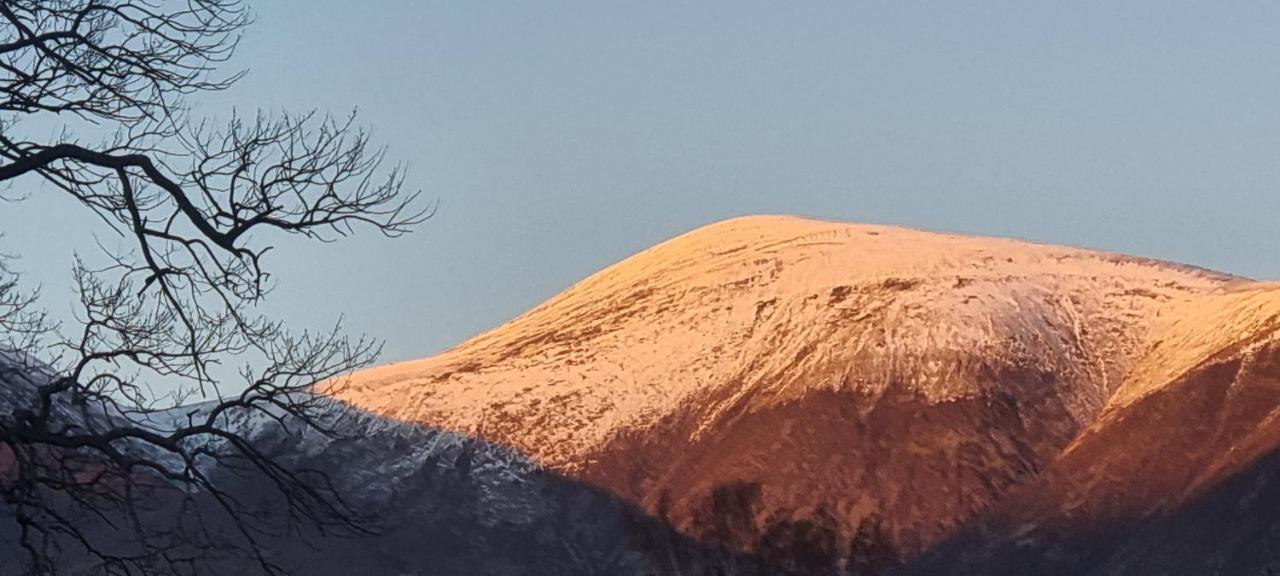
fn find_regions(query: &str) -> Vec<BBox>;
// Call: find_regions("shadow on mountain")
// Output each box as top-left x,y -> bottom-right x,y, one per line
0,398 -> 822,575
11,334 -> 1280,574
905,336 -> 1280,576
211,410 -> 773,576
903,443 -> 1280,576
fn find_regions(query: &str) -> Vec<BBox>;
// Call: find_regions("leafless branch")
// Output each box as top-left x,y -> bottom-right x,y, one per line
0,1 -> 425,573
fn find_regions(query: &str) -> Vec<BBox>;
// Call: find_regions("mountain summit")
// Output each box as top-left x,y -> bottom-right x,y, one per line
330,215 -> 1280,572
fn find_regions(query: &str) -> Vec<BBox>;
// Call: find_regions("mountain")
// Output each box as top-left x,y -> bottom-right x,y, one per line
0,353 -> 760,576
331,214 -> 1280,573
8,215 -> 1280,575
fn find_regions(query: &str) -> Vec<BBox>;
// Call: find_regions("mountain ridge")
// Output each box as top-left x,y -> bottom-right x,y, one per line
326,214 -> 1280,571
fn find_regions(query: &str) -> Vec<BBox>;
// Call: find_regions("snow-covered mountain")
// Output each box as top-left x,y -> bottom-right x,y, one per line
331,215 -> 1280,574
7,215 -> 1280,574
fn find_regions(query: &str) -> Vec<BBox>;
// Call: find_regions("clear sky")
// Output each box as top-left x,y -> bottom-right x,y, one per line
3,1 -> 1280,366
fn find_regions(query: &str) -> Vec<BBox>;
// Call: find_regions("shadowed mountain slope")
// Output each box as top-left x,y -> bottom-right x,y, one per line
331,215 -> 1280,571
909,290 -> 1280,575
1,367 -> 768,576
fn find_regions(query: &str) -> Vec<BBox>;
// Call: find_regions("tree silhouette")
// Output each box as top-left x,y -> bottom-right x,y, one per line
692,481 -> 762,552
0,1 -> 425,573
846,514 -> 899,576
757,507 -> 841,573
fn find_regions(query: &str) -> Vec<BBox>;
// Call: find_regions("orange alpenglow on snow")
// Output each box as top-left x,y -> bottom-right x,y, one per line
323,215 -> 1280,564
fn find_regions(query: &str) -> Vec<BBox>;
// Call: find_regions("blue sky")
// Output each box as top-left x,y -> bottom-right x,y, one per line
3,1 -> 1280,364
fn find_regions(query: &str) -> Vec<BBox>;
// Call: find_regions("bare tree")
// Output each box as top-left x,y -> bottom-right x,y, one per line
0,1 -> 426,573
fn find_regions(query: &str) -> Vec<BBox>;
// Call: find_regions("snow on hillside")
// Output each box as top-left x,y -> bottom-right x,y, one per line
331,215 -> 1246,470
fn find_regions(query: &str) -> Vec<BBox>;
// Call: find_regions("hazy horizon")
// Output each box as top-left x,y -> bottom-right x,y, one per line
4,1 -> 1279,366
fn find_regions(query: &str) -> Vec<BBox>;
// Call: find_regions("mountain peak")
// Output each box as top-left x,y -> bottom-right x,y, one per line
327,216 -> 1280,566
333,215 -> 1234,463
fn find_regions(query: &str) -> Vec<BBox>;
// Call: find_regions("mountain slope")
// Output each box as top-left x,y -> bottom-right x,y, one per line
9,215 -> 1280,574
338,216 -> 1231,464
332,215 -> 1280,569
910,286 -> 1280,575
0,357 -> 756,576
